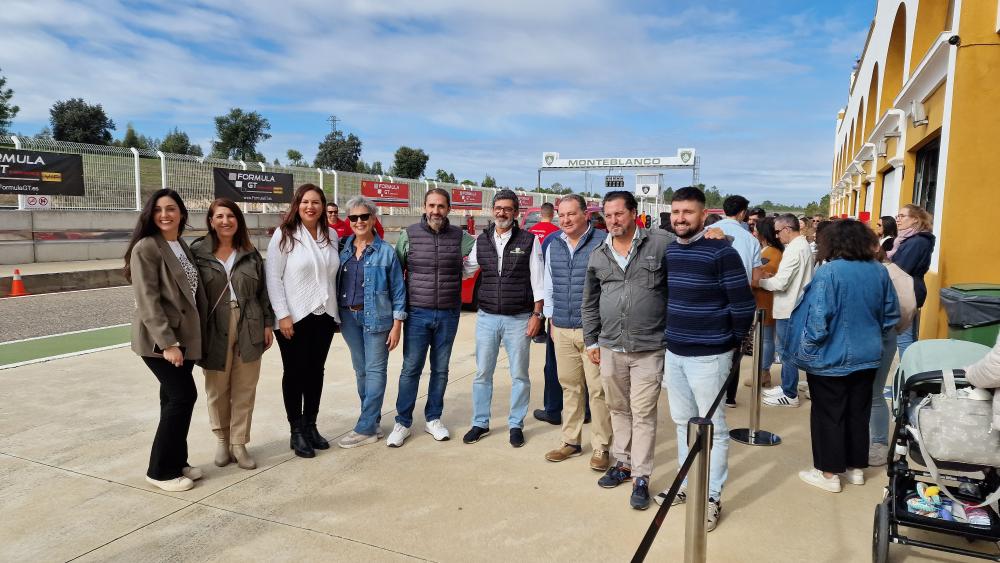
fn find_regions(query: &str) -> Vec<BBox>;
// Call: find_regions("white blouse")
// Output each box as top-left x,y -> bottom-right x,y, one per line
265,225 -> 341,326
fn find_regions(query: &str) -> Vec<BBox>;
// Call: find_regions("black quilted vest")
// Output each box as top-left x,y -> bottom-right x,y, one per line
405,217 -> 464,310
476,224 -> 536,315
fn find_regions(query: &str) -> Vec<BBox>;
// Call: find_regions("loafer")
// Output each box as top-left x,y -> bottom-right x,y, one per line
598,462 -> 632,488
462,426 -> 490,444
630,477 -> 651,510
532,409 -> 561,425
589,449 -> 610,472
510,428 -> 525,448
545,443 -> 582,462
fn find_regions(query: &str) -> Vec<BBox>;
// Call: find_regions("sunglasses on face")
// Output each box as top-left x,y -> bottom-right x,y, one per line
348,213 -> 371,223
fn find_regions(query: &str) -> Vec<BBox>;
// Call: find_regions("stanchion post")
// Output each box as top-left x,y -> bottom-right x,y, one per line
684,417 -> 712,563
731,309 -> 782,446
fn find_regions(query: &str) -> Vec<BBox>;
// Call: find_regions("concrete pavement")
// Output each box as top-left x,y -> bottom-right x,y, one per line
0,312 -> 982,562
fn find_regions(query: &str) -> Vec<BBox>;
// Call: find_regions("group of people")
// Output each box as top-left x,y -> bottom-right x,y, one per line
125,182 -> 938,535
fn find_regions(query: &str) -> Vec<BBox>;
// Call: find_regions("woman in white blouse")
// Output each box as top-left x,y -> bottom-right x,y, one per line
265,184 -> 340,459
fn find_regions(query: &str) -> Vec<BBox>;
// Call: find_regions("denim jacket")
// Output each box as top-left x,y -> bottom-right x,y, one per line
783,259 -> 900,376
339,235 -> 407,332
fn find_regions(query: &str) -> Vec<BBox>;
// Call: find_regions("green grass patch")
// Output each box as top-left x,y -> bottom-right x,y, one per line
0,325 -> 131,367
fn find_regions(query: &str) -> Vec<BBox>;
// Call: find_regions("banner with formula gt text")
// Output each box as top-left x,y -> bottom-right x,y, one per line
0,149 -> 85,196
213,167 -> 293,203
451,188 -> 483,210
361,180 -> 410,207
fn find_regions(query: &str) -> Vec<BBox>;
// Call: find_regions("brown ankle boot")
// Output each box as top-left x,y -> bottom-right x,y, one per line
214,439 -> 233,467
230,444 -> 256,470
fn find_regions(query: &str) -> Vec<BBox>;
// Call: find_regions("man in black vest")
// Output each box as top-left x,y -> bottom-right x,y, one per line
462,189 -> 545,448
387,188 -> 476,447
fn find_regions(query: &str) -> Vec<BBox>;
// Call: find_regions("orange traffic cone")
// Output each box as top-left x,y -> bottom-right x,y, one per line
8,268 -> 28,297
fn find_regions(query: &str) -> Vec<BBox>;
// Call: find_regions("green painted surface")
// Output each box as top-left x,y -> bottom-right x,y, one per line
0,325 -> 131,367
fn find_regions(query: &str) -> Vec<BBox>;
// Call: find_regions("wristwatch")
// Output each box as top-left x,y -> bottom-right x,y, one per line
531,312 -> 545,320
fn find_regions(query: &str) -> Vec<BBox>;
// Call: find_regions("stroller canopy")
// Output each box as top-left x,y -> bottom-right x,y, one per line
899,338 -> 992,383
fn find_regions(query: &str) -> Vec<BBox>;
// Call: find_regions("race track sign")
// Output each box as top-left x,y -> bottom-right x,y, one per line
361,180 -> 410,207
605,175 -> 625,188
451,188 -> 483,210
0,149 -> 85,196
517,194 -> 534,208
213,168 -> 293,203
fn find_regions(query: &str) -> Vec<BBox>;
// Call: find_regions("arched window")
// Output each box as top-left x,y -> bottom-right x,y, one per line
880,3 -> 907,112
911,0 -> 952,73
863,64 -> 880,143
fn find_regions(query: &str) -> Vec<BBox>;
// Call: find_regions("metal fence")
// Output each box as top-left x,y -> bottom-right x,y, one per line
0,136 -> 677,218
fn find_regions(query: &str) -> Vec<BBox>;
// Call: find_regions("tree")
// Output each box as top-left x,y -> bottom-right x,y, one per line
211,108 -> 271,160
355,160 -> 370,174
0,67 -> 19,134
159,127 -> 202,156
33,127 -> 52,140
117,122 -> 158,150
435,169 -> 457,183
482,174 -> 497,188
273,158 -> 281,166
390,146 -> 429,179
460,179 -> 475,185
50,98 -> 116,145
286,149 -> 307,167
314,115 -> 362,171
371,161 -> 384,175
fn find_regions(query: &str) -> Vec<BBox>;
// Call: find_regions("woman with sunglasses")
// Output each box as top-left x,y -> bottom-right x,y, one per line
190,199 -> 274,470
336,196 -> 407,449
888,204 -> 935,357
266,184 -> 341,459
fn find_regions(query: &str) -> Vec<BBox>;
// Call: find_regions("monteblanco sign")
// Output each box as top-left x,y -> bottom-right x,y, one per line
541,149 -> 696,169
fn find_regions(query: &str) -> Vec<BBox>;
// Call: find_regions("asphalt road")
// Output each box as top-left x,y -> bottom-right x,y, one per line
0,286 -> 133,342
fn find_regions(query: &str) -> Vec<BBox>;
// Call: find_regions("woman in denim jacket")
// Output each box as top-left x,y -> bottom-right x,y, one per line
783,220 -> 899,494
336,196 -> 407,449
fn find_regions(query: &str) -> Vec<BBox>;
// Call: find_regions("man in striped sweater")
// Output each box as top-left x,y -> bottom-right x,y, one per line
656,186 -> 756,532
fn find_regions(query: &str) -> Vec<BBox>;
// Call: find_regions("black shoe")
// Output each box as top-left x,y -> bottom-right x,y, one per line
303,421 -> 330,450
510,428 -> 525,448
289,421 -> 315,458
631,477 -> 651,510
598,462 -> 632,488
724,399 -> 737,409
533,409 -> 561,425
463,426 -> 490,444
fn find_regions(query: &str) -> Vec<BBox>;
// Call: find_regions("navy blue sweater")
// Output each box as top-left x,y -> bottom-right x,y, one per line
665,237 -> 757,357
891,231 -> 935,308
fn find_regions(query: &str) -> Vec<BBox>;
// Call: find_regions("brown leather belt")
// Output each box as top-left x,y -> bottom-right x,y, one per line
348,304 -> 364,311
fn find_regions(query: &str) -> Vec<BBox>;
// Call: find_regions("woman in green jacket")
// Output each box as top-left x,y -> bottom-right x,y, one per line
191,199 -> 274,470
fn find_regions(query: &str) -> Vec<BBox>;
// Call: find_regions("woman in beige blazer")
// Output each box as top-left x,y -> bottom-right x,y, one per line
125,188 -> 208,492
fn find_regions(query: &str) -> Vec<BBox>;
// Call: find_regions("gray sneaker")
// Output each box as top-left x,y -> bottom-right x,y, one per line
654,487 -> 686,506
706,498 -> 721,532
338,431 -> 378,449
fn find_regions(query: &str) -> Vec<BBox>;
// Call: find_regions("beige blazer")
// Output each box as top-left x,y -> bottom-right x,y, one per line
129,234 -> 208,360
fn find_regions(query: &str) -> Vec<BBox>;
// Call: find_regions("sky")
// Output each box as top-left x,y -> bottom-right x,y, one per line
1,0 -> 877,205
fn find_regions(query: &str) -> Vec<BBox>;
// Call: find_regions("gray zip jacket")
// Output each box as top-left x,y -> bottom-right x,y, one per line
582,228 -> 672,352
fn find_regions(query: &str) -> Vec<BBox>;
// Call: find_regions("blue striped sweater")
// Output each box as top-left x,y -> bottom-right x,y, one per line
665,237 -> 756,357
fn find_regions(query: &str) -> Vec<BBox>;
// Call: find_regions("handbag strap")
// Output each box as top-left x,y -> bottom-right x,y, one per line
942,368 -> 959,397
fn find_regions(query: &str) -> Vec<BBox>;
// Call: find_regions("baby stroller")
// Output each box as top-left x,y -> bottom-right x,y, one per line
875,338 -> 999,562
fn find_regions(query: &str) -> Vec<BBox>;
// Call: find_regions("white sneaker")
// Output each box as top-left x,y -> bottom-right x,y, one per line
762,393 -> 800,407
869,443 -> 890,466
798,469 -> 842,493
145,475 -> 194,492
843,468 -> 865,485
425,419 -> 451,441
386,423 -> 411,447
797,381 -> 809,392
706,498 -> 722,532
762,386 -> 785,397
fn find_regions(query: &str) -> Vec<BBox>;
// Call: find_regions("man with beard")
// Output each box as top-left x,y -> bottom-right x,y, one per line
582,191 -> 672,510
387,188 -> 476,446
462,189 -> 545,448
655,186 -> 755,532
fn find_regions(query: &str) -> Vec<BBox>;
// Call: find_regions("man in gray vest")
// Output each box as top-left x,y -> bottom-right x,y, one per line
462,189 -> 545,448
543,194 -> 613,471
388,188 -> 475,447
582,191 -> 671,510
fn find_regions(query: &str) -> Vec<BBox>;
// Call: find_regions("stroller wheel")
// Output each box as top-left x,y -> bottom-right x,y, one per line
873,501 -> 890,563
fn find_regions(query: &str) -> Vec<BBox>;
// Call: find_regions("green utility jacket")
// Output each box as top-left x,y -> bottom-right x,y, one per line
190,236 -> 275,371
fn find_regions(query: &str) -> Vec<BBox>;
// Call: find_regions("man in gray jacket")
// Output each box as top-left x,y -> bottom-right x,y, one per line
582,191 -> 672,510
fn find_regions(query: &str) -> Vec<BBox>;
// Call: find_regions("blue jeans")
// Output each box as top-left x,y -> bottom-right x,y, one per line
870,330 -> 899,446
761,324 -> 775,371
472,311 -> 531,429
339,308 -> 390,436
896,310 -> 920,362
395,307 -> 461,428
775,319 -> 800,398
665,350 -> 732,500
541,325 -> 562,415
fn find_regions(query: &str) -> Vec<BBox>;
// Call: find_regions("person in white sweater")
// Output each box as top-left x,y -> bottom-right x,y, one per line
754,213 -> 815,407
265,184 -> 341,459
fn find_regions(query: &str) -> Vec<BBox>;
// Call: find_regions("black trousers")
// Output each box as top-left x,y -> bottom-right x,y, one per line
143,357 -> 197,481
808,369 -> 877,473
275,313 -> 336,424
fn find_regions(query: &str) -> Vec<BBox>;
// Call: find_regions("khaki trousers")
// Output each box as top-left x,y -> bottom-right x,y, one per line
203,302 -> 262,445
552,326 -> 612,451
599,347 -> 664,478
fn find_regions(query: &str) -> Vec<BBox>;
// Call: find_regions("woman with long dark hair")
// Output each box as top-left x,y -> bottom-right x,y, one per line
125,188 -> 207,492
876,215 -> 897,253
265,184 -> 341,458
890,204 -> 935,358
785,221 -> 899,493
190,199 -> 274,470
747,217 -> 784,388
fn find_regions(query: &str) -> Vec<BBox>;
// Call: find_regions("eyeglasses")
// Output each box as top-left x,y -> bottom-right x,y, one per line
777,226 -> 792,233
493,206 -> 515,214
896,214 -> 909,219
348,213 -> 371,223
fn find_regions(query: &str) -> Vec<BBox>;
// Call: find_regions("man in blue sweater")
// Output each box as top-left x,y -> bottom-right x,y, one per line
656,186 -> 756,532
